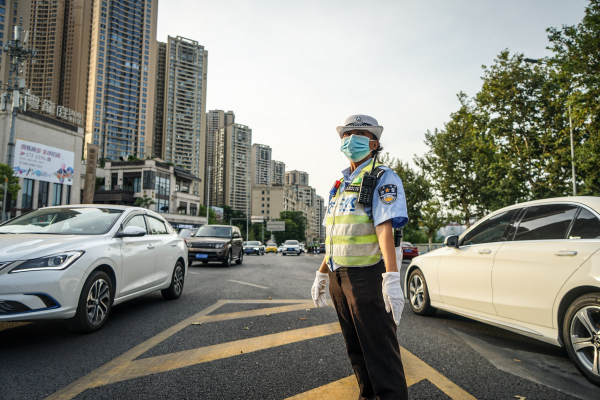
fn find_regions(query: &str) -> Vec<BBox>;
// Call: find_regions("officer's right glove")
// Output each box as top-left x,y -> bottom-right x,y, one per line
311,271 -> 329,308
382,272 -> 405,325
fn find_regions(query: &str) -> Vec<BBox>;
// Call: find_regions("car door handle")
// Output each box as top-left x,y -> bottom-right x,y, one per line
478,249 -> 492,254
171,243 -> 178,247
555,250 -> 577,256
147,244 -> 155,249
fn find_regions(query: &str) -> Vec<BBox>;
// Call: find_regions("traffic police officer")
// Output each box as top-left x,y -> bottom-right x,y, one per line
311,114 -> 409,400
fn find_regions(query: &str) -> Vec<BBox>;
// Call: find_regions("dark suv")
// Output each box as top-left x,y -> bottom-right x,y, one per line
186,225 -> 244,267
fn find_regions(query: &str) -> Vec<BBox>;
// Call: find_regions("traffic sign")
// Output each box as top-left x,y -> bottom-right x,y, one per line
251,216 -> 265,223
266,221 -> 285,231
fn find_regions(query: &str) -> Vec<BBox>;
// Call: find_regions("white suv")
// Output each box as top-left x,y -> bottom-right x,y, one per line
282,240 -> 301,256
0,205 -> 187,333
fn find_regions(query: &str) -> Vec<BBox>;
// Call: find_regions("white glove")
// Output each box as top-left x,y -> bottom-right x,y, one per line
382,272 -> 405,325
311,271 -> 329,308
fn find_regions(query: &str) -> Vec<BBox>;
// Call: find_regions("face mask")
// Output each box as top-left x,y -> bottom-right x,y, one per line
340,135 -> 373,162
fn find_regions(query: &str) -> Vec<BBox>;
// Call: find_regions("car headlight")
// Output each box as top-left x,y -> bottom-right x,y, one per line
215,243 -> 225,249
9,251 -> 85,274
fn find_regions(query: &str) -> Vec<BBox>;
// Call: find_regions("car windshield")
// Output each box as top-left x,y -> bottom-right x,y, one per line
0,207 -> 123,235
195,226 -> 232,238
178,229 -> 197,238
285,240 -> 298,245
246,241 -> 260,246
402,242 -> 414,247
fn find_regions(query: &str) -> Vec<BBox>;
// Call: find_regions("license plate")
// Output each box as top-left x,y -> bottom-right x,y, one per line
287,248 -> 295,251
195,254 -> 208,259
246,249 -> 253,253
404,249 -> 411,252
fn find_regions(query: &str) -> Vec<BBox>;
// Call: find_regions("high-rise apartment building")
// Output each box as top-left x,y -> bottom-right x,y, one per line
251,143 -> 272,186
272,160 -> 285,185
160,35 -> 207,198
205,109 -> 234,206
213,123 -> 251,213
285,170 -> 309,186
84,0 -> 158,162
152,41 -> 166,157
316,194 -> 325,241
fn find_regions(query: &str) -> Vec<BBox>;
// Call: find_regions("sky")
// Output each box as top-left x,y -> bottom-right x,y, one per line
156,0 -> 588,203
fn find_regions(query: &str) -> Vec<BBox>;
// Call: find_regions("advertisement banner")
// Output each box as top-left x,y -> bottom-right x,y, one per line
13,139 -> 75,185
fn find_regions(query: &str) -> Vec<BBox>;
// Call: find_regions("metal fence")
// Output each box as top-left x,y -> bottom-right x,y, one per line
413,243 -> 444,254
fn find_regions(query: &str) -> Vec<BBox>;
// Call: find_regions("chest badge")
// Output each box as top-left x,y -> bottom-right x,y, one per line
378,184 -> 398,205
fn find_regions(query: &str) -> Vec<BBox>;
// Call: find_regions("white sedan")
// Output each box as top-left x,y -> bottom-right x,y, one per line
0,205 -> 187,333
405,196 -> 600,386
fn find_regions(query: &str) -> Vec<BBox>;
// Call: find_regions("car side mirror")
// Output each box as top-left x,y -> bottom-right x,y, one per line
117,226 -> 147,238
444,235 -> 459,248
233,233 -> 240,238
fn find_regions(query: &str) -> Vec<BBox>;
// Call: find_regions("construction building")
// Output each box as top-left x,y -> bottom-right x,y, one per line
152,41 -> 167,157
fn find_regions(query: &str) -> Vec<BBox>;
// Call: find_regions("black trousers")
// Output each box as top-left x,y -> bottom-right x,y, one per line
328,261 -> 409,400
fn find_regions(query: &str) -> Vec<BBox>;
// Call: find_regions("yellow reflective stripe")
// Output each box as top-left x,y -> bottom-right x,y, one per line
332,255 -> 382,266
326,215 -> 371,225
325,234 -> 378,245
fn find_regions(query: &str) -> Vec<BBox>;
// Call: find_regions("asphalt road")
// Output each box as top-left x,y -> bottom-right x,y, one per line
0,253 -> 597,399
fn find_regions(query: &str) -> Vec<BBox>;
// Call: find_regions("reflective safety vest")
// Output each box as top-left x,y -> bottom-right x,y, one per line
325,164 -> 383,267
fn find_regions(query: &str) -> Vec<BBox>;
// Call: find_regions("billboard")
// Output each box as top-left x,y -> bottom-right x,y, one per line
267,221 -> 285,231
13,139 -> 75,185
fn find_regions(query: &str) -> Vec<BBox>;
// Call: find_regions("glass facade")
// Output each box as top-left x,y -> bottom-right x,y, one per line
21,179 -> 34,209
52,183 -> 63,206
155,173 -> 170,213
92,0 -> 155,160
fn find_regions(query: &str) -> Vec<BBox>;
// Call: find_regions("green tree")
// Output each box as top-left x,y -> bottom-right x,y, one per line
390,160 -> 433,230
547,0 -> 600,195
0,163 -> 20,204
419,198 -> 449,248
477,50 -> 572,202
272,211 -> 307,244
198,205 -> 219,224
134,194 -> 155,209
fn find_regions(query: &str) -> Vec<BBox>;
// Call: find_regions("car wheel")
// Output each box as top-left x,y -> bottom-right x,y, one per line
236,250 -> 243,265
563,293 -> 600,386
64,270 -> 113,333
161,261 -> 185,300
283,253 -> 287,256
222,251 -> 232,267
407,268 -> 437,316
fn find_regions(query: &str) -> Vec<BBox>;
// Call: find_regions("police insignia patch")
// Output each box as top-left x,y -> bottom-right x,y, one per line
378,184 -> 398,205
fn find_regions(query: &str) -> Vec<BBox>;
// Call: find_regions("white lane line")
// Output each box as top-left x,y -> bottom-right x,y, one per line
189,272 -> 202,275
228,279 -> 270,289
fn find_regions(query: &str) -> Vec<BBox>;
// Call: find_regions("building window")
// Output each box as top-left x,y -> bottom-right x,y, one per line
38,181 -> 49,208
21,179 -> 33,209
66,185 -> 71,205
53,184 -> 63,206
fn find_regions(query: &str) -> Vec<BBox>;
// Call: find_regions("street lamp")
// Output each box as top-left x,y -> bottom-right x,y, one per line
524,57 -> 576,196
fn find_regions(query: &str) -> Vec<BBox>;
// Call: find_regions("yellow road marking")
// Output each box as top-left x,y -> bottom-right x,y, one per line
285,347 -> 476,400
46,299 -> 474,400
88,322 -> 341,386
46,300 -> 318,400
0,321 -> 31,332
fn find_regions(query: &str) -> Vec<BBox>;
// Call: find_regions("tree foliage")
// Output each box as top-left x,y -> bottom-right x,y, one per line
272,211 -> 307,244
0,163 -> 20,203
134,194 -> 155,209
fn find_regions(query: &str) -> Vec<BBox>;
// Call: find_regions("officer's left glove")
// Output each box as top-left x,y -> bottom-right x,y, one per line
382,272 -> 405,325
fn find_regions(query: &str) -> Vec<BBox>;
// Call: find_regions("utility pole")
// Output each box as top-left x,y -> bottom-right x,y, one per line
2,21 -> 36,169
1,21 -> 36,223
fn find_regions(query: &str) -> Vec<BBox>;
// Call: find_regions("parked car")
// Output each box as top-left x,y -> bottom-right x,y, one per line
0,205 -> 187,333
178,228 -> 198,238
282,240 -> 301,256
405,196 -> 600,386
266,243 -> 277,253
400,241 -> 419,260
186,225 -> 243,267
244,241 -> 265,255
